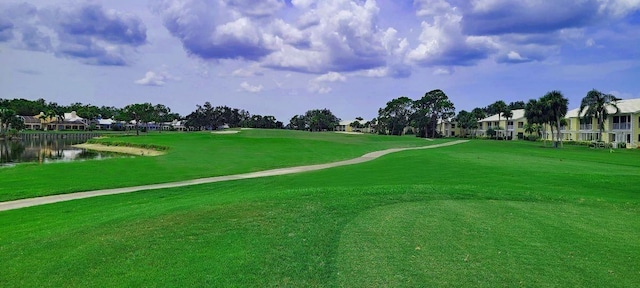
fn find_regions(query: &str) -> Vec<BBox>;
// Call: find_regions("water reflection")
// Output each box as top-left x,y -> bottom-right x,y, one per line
0,134 -> 120,167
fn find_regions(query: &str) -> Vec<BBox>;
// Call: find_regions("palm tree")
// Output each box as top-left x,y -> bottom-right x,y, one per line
525,99 -> 548,146
503,108 -> 513,140
489,100 -> 507,139
579,89 -> 620,142
541,91 -> 569,148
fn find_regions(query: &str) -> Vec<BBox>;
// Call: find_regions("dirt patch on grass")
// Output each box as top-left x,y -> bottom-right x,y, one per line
212,130 -> 240,134
73,143 -> 165,156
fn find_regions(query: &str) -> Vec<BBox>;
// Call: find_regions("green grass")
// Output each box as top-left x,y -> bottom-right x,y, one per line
0,129 -> 441,201
1,135 -> 639,287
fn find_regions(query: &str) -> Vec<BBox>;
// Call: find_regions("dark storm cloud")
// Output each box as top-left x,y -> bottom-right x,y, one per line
461,1 -> 599,36
0,19 -> 13,41
0,2 -> 146,66
56,4 -> 146,46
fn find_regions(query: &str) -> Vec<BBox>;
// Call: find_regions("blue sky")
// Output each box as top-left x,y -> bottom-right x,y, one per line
1,0 -> 639,121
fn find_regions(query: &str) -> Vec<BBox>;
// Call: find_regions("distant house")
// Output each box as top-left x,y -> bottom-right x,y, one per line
95,118 -> 116,130
47,111 -> 88,130
335,120 -> 373,133
20,115 -> 43,130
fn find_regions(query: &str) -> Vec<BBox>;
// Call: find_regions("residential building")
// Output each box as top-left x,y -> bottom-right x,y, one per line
437,119 -> 461,137
19,115 -> 43,130
336,120 -> 373,133
477,109 -> 526,140
562,98 -> 640,146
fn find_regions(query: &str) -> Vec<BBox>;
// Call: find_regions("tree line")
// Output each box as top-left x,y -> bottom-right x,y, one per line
1,88 -> 622,143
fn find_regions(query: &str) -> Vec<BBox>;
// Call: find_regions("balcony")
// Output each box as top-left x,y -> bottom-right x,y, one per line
580,124 -> 592,130
612,123 -> 631,130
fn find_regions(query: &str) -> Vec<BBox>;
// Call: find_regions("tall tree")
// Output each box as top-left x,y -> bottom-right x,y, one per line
0,108 -> 17,134
412,89 -> 456,138
471,108 -> 486,137
122,103 -> 155,136
153,104 -> 170,133
378,97 -> 413,135
541,90 -> 569,147
288,115 -> 307,130
488,100 -> 507,139
304,109 -> 340,132
525,99 -> 548,145
578,89 -> 620,141
502,108 -> 513,140
455,110 -> 478,138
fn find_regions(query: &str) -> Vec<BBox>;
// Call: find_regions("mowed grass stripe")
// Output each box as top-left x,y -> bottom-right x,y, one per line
336,200 -> 639,287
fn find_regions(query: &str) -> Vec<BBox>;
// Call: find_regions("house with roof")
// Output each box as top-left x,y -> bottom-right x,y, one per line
477,109 -> 527,140
474,99 -> 640,147
437,118 -> 461,137
335,120 -> 374,133
561,98 -> 640,146
19,115 -> 43,130
46,111 -> 88,130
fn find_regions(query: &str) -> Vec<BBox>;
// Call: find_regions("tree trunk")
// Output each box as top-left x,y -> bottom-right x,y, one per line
556,119 -> 562,148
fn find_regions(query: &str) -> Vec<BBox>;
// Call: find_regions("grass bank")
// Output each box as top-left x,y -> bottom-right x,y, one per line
0,139 -> 638,286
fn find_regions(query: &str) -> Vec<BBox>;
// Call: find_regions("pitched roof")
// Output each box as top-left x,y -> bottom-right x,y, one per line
566,98 -> 640,118
479,109 -> 525,122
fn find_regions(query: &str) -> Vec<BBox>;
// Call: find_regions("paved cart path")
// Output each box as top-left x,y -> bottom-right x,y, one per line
0,140 -> 468,212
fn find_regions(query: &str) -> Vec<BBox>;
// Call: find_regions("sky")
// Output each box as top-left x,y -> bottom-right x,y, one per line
1,0 -> 640,122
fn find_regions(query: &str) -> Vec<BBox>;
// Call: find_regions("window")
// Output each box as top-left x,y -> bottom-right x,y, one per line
518,122 -> 524,128
451,124 -> 456,129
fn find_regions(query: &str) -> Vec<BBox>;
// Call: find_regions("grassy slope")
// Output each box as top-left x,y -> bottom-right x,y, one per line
0,130 -> 440,201
0,140 -> 638,287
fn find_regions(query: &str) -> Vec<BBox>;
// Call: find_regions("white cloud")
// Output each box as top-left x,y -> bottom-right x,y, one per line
315,71 -> 346,82
239,81 -> 263,93
134,68 -> 179,86
507,51 -> 528,61
307,71 -> 346,94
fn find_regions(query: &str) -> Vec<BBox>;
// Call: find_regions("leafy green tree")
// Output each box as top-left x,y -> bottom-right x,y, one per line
304,109 -> 340,132
470,108 -> 486,137
578,89 -> 620,141
378,97 -> 413,135
508,101 -> 526,110
412,89 -> 455,138
541,90 -> 569,147
122,103 -> 155,136
288,115 -> 307,130
349,120 -> 362,132
153,104 -> 170,132
525,99 -> 549,145
0,108 -> 17,134
455,110 -> 477,138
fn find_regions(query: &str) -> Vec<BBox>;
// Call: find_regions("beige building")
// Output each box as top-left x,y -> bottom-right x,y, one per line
477,109 -> 526,140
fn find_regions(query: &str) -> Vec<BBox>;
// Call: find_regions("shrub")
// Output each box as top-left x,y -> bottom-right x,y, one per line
527,135 -> 540,142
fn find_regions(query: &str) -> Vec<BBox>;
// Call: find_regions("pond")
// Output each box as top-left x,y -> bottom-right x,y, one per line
0,133 -> 122,167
